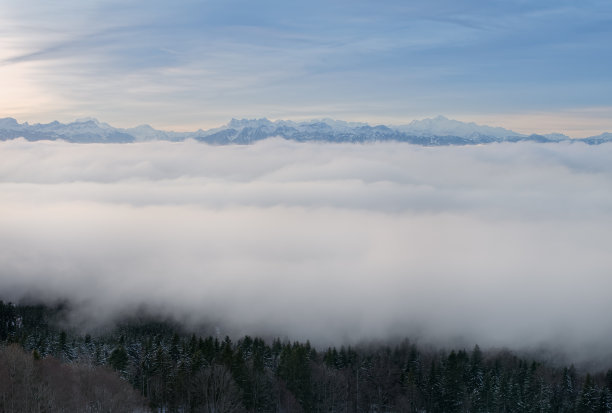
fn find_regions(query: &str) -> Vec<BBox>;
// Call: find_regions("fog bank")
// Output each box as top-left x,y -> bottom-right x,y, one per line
1,138 -> 612,364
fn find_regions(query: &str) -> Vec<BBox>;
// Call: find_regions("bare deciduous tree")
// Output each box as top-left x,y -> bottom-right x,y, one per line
0,344 -> 148,413
192,364 -> 245,413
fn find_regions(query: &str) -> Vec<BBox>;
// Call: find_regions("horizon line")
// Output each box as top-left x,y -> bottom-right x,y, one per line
3,113 -> 612,140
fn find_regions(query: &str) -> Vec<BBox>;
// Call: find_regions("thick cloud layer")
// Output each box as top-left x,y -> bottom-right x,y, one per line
1,138 -> 612,364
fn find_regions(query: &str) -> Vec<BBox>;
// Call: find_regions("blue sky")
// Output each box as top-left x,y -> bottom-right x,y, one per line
1,0 -> 611,136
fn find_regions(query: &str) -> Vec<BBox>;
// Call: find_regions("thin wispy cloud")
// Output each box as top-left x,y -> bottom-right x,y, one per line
1,1 -> 611,133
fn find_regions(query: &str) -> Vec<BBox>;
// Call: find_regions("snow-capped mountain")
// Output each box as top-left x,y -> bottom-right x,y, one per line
0,118 -> 134,142
394,115 -> 523,140
582,132 -> 612,145
0,116 -> 610,145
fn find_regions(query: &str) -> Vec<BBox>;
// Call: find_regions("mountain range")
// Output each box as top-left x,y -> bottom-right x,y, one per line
1,115 -> 610,145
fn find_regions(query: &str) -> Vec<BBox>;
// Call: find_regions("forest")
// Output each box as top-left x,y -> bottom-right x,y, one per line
1,300 -> 612,413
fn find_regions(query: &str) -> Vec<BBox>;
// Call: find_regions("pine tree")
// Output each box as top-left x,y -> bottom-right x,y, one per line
109,345 -> 129,373
578,374 -> 598,413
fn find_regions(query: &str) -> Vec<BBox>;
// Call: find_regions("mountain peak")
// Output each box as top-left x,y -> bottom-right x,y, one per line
589,132 -> 612,140
398,116 -> 522,139
0,117 -> 19,128
432,115 -> 450,121
75,117 -> 101,124
227,118 -> 272,129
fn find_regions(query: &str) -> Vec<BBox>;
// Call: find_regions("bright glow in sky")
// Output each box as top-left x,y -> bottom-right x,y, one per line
1,1 -> 612,135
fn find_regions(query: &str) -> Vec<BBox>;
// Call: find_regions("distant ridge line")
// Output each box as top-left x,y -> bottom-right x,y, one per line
1,116 -> 610,145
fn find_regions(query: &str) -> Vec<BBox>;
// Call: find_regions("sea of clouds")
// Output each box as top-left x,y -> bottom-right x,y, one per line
1,138 -> 612,364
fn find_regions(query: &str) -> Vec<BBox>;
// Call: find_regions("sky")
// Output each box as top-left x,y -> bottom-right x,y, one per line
1,0 -> 612,136
2,138 -> 612,366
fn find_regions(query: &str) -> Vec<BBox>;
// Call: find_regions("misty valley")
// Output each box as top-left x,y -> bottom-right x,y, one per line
3,0 -> 612,410
2,300 -> 612,413
2,138 -> 612,412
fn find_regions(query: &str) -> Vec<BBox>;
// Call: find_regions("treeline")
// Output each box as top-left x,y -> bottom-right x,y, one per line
2,300 -> 612,412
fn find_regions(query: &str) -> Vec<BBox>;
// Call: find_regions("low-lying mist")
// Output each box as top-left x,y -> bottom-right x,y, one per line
1,138 -> 612,366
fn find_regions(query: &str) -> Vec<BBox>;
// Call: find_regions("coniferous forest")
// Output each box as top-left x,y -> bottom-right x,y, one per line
1,300 -> 612,413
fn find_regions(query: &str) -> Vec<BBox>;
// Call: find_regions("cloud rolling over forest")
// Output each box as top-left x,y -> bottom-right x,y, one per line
1,139 -> 612,363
